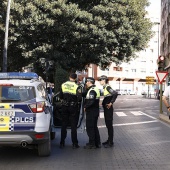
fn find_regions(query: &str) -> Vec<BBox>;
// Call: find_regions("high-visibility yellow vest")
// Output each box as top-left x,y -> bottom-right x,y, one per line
86,86 -> 100,99
104,84 -> 112,97
62,81 -> 78,95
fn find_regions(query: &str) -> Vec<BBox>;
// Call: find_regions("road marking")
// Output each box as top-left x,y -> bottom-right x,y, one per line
98,120 -> 158,128
115,112 -> 127,117
115,108 -> 146,111
130,111 -> 143,116
100,111 -> 158,119
100,113 -> 104,118
138,111 -> 156,120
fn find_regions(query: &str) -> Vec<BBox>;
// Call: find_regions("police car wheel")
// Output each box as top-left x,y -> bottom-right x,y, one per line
50,131 -> 55,140
38,131 -> 51,157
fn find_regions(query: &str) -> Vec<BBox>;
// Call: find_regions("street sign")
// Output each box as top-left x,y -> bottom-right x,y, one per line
156,71 -> 168,84
146,76 -> 155,85
146,82 -> 155,85
146,76 -> 154,79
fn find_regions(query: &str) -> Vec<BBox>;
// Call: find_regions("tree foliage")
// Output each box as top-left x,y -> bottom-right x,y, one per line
0,0 -> 153,75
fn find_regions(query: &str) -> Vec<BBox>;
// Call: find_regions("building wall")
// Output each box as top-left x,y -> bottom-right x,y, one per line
161,0 -> 170,88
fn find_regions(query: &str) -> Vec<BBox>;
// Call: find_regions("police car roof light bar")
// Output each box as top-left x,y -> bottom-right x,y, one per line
0,72 -> 39,80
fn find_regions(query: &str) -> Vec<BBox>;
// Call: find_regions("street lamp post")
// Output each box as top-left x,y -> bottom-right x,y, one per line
3,0 -> 12,72
154,22 -> 160,57
39,58 -> 54,89
155,22 -> 162,113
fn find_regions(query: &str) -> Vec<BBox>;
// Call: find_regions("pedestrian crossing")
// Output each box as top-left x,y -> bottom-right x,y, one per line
100,111 -> 156,119
114,112 -> 127,117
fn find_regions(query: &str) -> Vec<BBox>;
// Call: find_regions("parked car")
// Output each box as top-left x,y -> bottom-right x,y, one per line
123,90 -> 128,95
116,89 -> 121,95
141,90 -> 147,95
129,90 -> 136,95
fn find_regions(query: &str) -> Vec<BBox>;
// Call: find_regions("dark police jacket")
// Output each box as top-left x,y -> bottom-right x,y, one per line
102,84 -> 118,107
84,85 -> 100,112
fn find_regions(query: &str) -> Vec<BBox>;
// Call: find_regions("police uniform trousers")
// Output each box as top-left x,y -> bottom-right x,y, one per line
103,106 -> 114,143
86,109 -> 100,146
60,105 -> 79,145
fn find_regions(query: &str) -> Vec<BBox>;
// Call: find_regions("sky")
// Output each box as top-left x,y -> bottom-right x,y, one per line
146,0 -> 161,20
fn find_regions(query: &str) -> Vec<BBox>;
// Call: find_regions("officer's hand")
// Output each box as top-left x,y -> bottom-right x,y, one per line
106,103 -> 112,109
84,108 -> 86,112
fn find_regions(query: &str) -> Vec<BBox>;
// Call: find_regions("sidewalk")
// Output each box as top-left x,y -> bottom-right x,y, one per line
159,100 -> 170,124
159,112 -> 170,124
142,94 -> 157,99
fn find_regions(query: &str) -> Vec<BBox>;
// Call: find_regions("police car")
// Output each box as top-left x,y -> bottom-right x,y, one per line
0,72 -> 53,156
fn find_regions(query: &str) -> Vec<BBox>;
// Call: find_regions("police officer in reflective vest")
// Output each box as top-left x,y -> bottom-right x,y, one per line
84,77 -> 101,149
99,75 -> 118,148
59,73 -> 82,149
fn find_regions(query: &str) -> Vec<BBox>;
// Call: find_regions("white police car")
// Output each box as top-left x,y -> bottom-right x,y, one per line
0,72 -> 53,156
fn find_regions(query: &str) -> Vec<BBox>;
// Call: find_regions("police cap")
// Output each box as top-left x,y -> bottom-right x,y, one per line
86,77 -> 95,84
69,73 -> 77,79
98,75 -> 108,81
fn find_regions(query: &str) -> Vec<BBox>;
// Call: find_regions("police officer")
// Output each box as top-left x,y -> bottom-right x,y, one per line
84,77 -> 101,149
99,75 -> 118,148
59,73 -> 82,149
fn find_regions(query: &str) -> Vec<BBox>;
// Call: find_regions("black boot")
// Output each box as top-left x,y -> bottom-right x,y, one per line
72,144 -> 80,149
103,142 -> 114,148
95,142 -> 101,148
84,143 -> 96,149
102,140 -> 109,145
59,142 -> 65,149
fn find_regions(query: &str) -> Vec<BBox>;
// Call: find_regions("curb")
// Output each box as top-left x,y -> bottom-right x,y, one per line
159,113 -> 170,124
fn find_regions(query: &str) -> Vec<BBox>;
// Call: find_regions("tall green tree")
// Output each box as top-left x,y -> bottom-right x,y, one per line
0,0 -> 153,74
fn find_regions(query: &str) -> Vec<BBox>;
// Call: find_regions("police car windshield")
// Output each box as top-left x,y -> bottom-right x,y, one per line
0,86 -> 35,103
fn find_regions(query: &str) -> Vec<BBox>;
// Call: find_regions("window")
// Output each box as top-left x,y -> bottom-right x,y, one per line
0,86 -> 35,103
113,67 -> 122,71
141,68 -> 146,73
37,84 -> 47,99
131,69 -> 136,72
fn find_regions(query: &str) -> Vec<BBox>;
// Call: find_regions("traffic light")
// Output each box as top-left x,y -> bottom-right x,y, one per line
157,55 -> 165,71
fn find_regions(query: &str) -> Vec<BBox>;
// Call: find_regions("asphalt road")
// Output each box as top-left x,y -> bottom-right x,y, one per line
1,95 -> 170,170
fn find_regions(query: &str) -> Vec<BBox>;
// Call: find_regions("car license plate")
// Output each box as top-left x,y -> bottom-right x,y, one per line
0,110 -> 15,117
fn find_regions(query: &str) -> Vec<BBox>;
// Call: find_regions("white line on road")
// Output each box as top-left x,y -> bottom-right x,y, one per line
115,112 -> 127,116
98,120 -> 158,128
138,111 -> 157,120
100,113 -> 104,118
115,108 -> 146,111
130,111 -> 143,116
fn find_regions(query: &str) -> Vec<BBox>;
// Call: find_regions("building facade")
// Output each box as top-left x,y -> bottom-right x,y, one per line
160,0 -> 170,86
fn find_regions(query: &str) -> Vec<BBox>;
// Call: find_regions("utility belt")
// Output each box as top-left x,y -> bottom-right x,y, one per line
62,100 -> 78,107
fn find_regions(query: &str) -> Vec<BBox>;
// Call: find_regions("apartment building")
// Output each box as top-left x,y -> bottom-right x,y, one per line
161,0 -> 170,86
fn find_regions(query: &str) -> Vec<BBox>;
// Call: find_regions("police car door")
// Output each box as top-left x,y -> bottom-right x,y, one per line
52,89 -> 85,133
